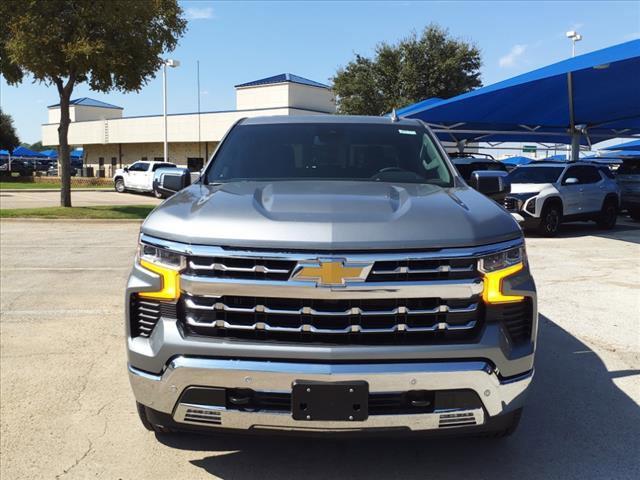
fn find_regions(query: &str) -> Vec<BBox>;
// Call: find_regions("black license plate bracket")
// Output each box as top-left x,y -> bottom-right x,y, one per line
291,380 -> 369,421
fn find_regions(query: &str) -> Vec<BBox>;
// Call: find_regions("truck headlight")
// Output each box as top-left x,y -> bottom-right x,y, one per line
479,246 -> 525,304
137,242 -> 185,301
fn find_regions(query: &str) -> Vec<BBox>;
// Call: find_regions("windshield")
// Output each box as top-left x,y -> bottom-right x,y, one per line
205,123 -> 453,186
508,166 -> 564,184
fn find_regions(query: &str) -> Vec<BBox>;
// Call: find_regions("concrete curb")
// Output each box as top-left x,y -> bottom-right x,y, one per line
0,188 -> 113,192
0,218 -> 144,223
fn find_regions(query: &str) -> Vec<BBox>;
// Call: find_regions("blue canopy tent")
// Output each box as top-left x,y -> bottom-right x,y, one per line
40,149 -> 58,158
603,139 -> 640,152
501,156 -> 534,167
396,40 -> 640,159
70,148 -> 84,159
11,146 -> 47,158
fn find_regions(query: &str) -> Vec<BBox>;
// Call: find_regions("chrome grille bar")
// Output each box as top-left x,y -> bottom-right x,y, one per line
185,315 -> 477,334
188,260 -> 290,274
184,298 -> 478,316
371,265 -> 475,275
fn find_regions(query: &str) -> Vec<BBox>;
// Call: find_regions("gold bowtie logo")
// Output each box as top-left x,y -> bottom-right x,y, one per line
292,260 -> 371,286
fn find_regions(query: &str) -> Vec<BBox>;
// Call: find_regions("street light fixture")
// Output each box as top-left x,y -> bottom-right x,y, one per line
566,31 -> 582,58
162,59 -> 180,162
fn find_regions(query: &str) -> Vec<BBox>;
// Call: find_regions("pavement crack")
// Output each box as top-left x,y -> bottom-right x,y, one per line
55,439 -> 93,480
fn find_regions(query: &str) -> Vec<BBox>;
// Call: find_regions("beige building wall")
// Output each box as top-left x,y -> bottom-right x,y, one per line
47,104 -> 122,123
84,141 -> 219,175
235,84 -> 290,110
287,83 -> 335,113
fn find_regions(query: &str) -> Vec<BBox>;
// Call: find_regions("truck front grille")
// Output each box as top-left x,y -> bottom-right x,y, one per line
367,258 -> 477,282
186,256 -> 295,281
181,294 -> 483,345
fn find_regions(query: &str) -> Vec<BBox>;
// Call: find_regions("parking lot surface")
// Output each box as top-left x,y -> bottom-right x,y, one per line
0,190 -> 161,209
1,219 -> 639,479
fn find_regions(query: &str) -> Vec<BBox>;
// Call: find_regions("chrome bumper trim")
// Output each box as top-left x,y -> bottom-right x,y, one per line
129,357 -> 533,432
172,403 -> 485,432
180,276 -> 484,300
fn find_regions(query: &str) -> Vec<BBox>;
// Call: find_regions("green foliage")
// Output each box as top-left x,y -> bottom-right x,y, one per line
0,0 -> 187,206
0,205 -> 155,219
0,0 -> 187,92
332,25 -> 482,115
0,108 -> 20,151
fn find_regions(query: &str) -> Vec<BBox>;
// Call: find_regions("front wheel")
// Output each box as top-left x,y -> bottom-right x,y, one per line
537,205 -> 561,237
153,187 -> 166,199
114,178 -> 126,193
596,200 -> 617,229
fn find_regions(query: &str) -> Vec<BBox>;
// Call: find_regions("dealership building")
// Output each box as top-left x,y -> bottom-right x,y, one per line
41,74 -> 336,176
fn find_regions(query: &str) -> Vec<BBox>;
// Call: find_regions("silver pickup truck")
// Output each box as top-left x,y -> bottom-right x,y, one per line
127,115 -> 537,437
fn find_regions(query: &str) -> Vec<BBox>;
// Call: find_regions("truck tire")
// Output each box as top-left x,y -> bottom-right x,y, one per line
479,408 -> 523,438
136,402 -> 175,434
537,204 -> 561,237
596,198 -> 617,229
629,207 -> 640,221
153,187 -> 166,199
115,178 -> 126,193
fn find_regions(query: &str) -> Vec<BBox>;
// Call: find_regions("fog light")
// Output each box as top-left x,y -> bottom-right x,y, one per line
482,262 -> 524,304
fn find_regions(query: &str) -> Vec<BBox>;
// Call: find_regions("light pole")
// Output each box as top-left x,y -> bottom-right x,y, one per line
566,30 -> 582,58
162,58 -> 180,162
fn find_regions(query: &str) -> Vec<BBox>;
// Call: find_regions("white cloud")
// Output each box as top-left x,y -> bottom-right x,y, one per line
499,44 -> 527,68
200,90 -> 209,96
185,7 -> 214,20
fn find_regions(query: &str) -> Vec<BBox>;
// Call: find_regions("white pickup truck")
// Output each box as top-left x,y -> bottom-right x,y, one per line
114,161 -> 177,197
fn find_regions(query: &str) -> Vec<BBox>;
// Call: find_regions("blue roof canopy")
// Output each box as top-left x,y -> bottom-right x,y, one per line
397,40 -> 640,148
235,73 -> 330,89
47,97 -> 123,109
11,146 -> 46,157
603,139 -> 640,151
501,156 -> 534,166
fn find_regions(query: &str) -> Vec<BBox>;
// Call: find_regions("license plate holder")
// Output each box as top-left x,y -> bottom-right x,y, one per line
292,380 -> 369,421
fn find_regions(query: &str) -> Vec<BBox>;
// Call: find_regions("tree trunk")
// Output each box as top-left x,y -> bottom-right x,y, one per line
55,75 -> 75,207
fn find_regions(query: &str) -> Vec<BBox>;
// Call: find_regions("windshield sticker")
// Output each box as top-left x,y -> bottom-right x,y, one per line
398,129 -> 417,135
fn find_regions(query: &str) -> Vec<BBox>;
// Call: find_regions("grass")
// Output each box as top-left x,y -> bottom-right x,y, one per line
0,205 -> 155,219
0,181 -> 111,190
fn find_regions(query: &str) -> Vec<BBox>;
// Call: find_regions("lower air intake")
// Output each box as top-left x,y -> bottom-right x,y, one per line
184,407 -> 222,426
438,412 -> 478,428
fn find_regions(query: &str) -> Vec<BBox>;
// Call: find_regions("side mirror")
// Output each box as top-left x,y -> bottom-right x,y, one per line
564,177 -> 579,185
123,167 -> 129,172
153,167 -> 191,197
469,170 -> 511,199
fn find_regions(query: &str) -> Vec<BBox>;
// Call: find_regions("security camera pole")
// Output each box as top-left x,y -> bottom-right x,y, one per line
163,59 -> 180,162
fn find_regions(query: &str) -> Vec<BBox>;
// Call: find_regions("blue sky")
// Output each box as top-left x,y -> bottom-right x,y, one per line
1,0 -> 638,144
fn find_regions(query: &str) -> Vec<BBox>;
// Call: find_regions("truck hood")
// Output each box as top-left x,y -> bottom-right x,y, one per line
142,181 -> 521,250
509,183 -> 553,194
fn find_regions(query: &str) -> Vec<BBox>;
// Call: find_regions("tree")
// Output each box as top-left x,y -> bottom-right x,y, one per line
332,25 -> 482,115
29,141 -> 44,152
0,0 -> 186,206
0,109 -> 20,151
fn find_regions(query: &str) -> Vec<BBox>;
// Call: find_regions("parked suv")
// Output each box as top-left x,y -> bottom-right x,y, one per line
114,160 -> 176,196
127,116 -> 537,437
503,162 -> 620,236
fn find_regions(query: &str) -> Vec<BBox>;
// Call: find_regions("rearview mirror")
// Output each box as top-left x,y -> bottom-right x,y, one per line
469,170 -> 510,200
153,167 -> 191,197
564,177 -> 579,185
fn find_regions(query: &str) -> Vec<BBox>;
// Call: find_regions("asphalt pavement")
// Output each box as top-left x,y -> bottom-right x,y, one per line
0,219 -> 638,479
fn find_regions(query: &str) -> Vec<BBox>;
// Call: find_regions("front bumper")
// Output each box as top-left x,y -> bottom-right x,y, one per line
129,357 -> 533,433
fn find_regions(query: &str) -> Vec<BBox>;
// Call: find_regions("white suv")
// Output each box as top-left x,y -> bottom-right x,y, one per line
502,162 -> 620,236
114,161 -> 176,197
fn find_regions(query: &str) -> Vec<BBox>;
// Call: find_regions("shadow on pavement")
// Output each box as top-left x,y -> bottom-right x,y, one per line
525,215 -> 640,244
158,315 -> 640,480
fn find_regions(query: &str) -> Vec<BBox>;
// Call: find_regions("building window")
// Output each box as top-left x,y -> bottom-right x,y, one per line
141,156 -> 148,161
154,157 -> 165,162
187,157 -> 204,172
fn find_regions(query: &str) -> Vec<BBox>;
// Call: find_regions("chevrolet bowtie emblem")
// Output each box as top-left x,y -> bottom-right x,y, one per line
292,259 -> 372,286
